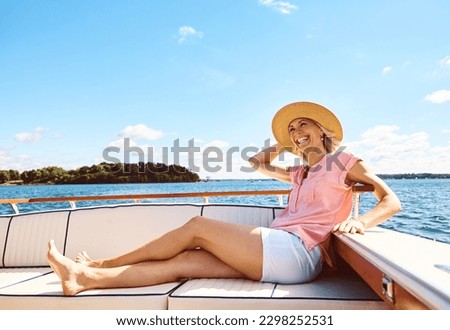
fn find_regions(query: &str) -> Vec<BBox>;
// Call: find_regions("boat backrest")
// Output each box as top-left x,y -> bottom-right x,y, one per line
1,211 -> 70,267
0,203 -> 284,268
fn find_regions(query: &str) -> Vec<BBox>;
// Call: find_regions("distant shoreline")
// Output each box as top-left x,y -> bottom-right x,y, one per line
376,173 -> 450,180
1,173 -> 450,186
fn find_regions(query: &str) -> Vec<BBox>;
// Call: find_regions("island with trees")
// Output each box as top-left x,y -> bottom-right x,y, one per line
0,164 -> 449,185
0,162 -> 200,185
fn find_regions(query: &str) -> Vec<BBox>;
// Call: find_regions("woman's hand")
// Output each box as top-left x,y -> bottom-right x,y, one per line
345,160 -> 402,230
333,217 -> 366,235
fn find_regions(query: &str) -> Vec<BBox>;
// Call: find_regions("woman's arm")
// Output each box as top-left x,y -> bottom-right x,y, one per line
248,143 -> 291,183
334,160 -> 402,234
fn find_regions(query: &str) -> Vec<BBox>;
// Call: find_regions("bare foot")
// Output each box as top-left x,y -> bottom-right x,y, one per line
76,251 -> 104,268
47,240 -> 90,296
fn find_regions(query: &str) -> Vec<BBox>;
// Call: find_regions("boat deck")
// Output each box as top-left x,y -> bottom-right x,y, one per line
1,188 -> 448,310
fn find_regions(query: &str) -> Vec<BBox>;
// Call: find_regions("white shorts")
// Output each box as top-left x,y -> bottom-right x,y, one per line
260,227 -> 322,284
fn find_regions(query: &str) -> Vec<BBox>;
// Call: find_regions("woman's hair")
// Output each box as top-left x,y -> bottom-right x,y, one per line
317,122 -> 340,153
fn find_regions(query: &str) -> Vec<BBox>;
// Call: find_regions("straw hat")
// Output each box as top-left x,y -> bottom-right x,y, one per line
271,101 -> 343,150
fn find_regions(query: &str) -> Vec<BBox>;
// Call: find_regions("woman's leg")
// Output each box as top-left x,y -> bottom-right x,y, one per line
48,240 -> 246,296
80,216 -> 263,281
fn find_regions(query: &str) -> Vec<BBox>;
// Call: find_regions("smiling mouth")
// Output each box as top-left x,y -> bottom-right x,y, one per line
296,136 -> 309,146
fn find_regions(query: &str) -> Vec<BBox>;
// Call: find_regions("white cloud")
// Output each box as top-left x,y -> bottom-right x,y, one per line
346,125 -> 450,174
105,125 -> 163,163
0,147 -> 38,172
169,131 -> 450,179
0,149 -> 13,167
259,0 -> 298,14
382,66 -> 392,74
104,138 -> 158,164
178,26 -> 204,44
424,89 -> 450,104
439,55 -> 450,68
108,138 -> 137,149
14,127 -> 46,143
117,124 -> 163,140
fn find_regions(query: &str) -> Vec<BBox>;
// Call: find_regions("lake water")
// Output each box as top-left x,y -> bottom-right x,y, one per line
0,179 -> 449,245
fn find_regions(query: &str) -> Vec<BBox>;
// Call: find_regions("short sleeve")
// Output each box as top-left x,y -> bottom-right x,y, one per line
336,151 -> 361,187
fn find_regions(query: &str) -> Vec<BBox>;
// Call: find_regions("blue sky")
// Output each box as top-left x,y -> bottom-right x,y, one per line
1,0 -> 449,179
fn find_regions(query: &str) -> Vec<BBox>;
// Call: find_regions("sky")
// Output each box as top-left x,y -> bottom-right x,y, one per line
1,0 -> 449,180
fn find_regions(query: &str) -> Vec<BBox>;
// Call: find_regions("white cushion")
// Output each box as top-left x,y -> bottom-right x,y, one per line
64,204 -> 201,260
2,211 -> 69,267
0,267 -> 52,289
0,271 -> 183,310
169,271 -> 388,310
0,215 -> 10,265
169,278 -> 277,310
202,205 -> 278,227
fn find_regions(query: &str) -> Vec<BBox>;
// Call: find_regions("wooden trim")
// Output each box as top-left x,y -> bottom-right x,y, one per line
0,189 -> 291,205
0,184 -> 374,206
352,184 -> 374,193
0,198 -> 31,204
333,236 -> 429,310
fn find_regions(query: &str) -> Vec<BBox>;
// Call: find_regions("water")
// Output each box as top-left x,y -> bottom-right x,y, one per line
0,179 -> 449,245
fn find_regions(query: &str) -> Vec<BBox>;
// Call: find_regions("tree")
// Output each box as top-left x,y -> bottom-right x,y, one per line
0,170 -> 10,183
9,170 -> 20,181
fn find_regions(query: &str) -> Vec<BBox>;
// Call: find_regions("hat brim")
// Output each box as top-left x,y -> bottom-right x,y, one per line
272,101 -> 343,150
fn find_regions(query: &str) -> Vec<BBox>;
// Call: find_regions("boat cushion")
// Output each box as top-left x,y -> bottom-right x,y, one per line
202,204 -> 277,227
1,211 -> 69,267
0,267 -> 52,289
0,271 -> 183,310
0,203 -> 389,310
64,204 -> 200,260
168,271 -> 387,310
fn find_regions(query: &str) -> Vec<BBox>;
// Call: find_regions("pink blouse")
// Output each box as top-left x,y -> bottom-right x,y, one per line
271,151 -> 360,250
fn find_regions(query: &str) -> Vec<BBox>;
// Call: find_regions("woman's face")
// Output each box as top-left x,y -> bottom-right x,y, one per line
288,118 -> 324,154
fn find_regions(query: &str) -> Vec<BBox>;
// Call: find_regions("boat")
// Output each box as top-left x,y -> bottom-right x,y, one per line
0,187 -> 449,310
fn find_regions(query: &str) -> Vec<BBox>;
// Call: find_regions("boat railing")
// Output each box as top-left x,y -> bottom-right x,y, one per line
0,184 -> 374,215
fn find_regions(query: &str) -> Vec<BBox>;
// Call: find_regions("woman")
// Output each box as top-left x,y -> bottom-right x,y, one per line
47,101 -> 401,296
